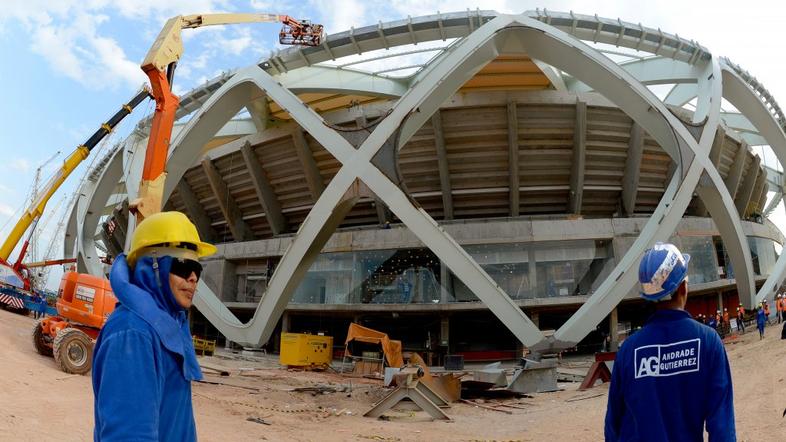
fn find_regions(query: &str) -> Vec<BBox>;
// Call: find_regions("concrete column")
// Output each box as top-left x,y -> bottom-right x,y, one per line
440,316 -> 450,348
609,308 -> 619,352
717,291 -> 724,312
281,311 -> 290,333
440,261 -> 451,303
350,253 -> 364,304
528,248 -> 538,295
530,312 -> 540,328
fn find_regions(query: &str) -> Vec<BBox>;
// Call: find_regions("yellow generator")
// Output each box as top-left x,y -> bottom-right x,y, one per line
280,333 -> 333,368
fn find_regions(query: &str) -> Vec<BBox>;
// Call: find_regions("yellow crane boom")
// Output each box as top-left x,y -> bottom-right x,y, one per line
0,89 -> 151,262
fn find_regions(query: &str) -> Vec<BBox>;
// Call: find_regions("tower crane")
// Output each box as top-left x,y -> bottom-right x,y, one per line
0,89 -> 151,291
26,152 -> 62,264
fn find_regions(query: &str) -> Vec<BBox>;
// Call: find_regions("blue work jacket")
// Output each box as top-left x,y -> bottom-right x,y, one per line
757,308 -> 767,328
605,309 -> 735,441
93,255 -> 203,441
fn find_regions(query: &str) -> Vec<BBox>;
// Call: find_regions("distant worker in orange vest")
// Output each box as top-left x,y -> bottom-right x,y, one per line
722,308 -> 729,326
777,294 -> 783,324
781,295 -> 786,322
764,301 -> 771,325
736,305 -> 746,333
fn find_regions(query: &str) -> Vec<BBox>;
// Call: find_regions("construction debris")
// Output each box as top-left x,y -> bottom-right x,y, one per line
364,366 -> 451,421
196,379 -> 260,392
199,362 -> 232,377
459,399 -> 512,415
565,393 -> 606,402
507,357 -> 559,394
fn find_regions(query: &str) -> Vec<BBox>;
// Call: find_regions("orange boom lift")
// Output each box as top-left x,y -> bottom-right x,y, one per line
33,13 -> 324,374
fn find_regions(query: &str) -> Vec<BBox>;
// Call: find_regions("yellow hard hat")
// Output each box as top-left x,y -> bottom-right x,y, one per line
127,211 -> 217,265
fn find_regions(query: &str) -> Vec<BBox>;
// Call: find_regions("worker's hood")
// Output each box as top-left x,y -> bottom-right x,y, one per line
109,254 -> 202,381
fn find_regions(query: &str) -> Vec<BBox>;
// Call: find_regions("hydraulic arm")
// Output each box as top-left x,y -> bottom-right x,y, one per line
0,89 -> 151,263
131,13 -> 324,221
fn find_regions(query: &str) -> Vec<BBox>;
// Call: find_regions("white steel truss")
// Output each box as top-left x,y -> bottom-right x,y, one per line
73,11 -> 786,352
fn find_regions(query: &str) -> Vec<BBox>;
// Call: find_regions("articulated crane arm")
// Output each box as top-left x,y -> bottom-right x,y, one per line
0,88 -> 151,284
131,13 -> 324,221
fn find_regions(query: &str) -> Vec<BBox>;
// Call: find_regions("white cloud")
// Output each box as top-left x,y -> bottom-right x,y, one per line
209,28 -> 254,56
111,0 -> 232,21
4,1 -> 232,91
10,158 -> 31,173
310,0 -> 367,34
0,204 -> 16,217
249,0 -> 274,10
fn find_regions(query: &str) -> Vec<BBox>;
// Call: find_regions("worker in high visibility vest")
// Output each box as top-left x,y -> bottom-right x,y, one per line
604,242 -> 735,441
764,301 -> 772,325
736,305 -> 746,333
776,294 -> 783,324
781,295 -> 786,322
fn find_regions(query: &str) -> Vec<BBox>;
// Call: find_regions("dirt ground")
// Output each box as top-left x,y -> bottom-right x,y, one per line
1,308 -> 785,441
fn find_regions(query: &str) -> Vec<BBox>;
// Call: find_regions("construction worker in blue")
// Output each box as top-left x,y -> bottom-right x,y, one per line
756,303 -> 767,339
605,242 -> 735,441
92,212 -> 216,441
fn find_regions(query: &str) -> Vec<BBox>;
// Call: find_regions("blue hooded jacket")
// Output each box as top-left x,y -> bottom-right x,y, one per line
756,308 -> 767,328
605,309 -> 735,442
93,254 -> 203,441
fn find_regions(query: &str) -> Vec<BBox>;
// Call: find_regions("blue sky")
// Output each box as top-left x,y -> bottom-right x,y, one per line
0,0 -> 785,289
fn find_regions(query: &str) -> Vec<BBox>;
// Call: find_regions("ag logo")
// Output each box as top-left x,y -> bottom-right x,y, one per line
634,338 -> 700,379
637,356 -> 660,377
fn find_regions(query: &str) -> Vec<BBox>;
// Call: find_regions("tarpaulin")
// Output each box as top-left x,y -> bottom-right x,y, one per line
344,323 -> 403,368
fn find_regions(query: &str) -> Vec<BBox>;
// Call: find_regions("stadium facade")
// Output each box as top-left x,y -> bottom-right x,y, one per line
68,10 -> 786,359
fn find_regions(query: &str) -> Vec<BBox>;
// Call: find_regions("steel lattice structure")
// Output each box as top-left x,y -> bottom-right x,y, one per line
67,11 -> 786,352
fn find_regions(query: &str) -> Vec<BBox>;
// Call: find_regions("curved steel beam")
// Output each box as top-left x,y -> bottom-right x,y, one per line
506,17 -> 753,350
162,14 -> 546,348
72,11 -> 782,354
75,146 -> 124,276
721,62 -> 786,304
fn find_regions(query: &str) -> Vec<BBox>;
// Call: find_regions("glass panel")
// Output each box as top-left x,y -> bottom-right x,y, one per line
290,248 -> 442,304
748,236 -> 778,276
236,274 -> 267,302
678,236 -> 719,284
450,240 -> 614,301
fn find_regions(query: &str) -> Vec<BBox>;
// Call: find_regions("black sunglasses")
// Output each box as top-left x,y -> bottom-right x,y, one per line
170,258 -> 203,280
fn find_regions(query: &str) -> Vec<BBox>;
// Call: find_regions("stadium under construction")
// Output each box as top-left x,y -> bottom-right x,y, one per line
67,10 -> 786,362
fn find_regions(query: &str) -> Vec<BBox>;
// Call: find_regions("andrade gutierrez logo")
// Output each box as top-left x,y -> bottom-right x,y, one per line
634,338 -> 701,378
